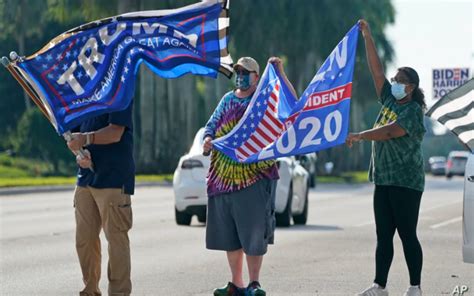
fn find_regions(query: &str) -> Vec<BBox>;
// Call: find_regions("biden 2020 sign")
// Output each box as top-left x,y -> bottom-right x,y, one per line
213,24 -> 359,163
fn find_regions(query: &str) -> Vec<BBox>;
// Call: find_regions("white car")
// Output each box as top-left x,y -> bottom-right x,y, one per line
173,128 -> 310,227
296,153 -> 318,187
463,152 -> 474,264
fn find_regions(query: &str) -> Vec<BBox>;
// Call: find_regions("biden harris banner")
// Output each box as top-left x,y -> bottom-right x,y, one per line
432,68 -> 470,100
3,0 -> 232,134
212,23 -> 359,163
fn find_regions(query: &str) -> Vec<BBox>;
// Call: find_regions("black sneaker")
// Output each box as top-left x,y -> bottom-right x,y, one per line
246,281 -> 266,296
213,282 -> 246,296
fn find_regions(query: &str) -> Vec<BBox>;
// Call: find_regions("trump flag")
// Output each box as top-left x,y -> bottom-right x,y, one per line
212,23 -> 359,162
5,0 -> 232,134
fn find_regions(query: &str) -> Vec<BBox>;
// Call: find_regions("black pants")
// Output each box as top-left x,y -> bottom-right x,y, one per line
373,185 -> 423,287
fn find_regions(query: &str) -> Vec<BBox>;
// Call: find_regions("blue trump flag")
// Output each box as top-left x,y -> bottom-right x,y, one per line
7,0 -> 232,134
212,23 -> 359,162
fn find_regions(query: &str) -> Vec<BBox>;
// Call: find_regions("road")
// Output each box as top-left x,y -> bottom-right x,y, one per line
1,176 -> 472,295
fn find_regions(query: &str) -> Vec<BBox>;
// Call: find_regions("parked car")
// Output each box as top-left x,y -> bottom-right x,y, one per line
446,151 -> 470,178
463,152 -> 474,264
173,128 -> 310,227
296,153 -> 318,187
428,156 -> 446,176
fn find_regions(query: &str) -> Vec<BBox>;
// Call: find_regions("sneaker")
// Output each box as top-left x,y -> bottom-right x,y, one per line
403,286 -> 422,296
246,281 -> 266,296
213,282 -> 246,296
355,283 -> 389,296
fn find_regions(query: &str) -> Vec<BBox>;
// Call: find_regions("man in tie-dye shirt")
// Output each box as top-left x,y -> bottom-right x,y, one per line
203,56 -> 297,296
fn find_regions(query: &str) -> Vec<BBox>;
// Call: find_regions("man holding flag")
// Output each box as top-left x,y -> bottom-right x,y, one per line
203,56 -> 297,296
67,102 -> 135,296
205,24 -> 359,294
0,0 -> 234,294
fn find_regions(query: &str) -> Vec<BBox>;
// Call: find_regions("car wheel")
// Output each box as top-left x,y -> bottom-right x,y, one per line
276,184 -> 292,227
446,173 -> 453,179
175,208 -> 192,226
293,185 -> 308,225
197,213 -> 207,223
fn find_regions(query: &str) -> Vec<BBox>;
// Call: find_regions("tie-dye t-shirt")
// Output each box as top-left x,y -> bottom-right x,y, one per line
368,79 -> 426,192
204,91 -> 279,197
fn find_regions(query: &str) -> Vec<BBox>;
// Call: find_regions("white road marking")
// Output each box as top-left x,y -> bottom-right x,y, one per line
430,216 -> 462,229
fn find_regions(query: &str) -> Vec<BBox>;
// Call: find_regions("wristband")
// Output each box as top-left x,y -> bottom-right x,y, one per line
85,133 -> 95,146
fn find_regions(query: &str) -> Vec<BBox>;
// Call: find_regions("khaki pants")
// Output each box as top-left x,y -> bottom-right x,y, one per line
74,186 -> 133,296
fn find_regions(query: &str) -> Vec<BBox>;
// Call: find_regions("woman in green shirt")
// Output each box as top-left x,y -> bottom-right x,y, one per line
346,20 -> 426,296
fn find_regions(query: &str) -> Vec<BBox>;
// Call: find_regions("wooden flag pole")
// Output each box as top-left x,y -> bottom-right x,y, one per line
1,56 -> 51,121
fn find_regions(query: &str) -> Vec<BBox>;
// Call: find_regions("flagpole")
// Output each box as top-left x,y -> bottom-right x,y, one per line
63,131 -> 95,172
1,55 -> 51,121
2,52 -> 94,172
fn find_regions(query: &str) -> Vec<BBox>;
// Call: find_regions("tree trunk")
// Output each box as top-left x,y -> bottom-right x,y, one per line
137,66 -> 156,171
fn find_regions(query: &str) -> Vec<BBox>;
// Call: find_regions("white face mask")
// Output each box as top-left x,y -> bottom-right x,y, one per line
391,82 -> 407,100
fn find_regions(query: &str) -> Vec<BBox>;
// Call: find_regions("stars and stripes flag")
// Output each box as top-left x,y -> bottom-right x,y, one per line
427,78 -> 474,152
3,0 -> 232,135
234,81 -> 287,160
213,23 -> 359,163
213,64 -> 298,161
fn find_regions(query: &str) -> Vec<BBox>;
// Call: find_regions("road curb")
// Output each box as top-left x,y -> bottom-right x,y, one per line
0,181 -> 172,196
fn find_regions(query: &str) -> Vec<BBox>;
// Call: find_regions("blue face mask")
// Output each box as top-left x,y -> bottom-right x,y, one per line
391,82 -> 407,100
235,73 -> 251,90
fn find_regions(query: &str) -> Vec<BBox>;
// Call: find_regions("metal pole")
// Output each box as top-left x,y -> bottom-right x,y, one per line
63,131 -> 95,172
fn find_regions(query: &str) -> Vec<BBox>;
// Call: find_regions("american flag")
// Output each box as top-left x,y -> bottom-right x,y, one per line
213,62 -> 298,162
233,81 -> 285,160
213,23 -> 360,163
427,78 -> 474,152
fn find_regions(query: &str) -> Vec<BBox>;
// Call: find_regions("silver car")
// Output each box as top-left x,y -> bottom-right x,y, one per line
428,156 -> 446,176
446,150 -> 469,178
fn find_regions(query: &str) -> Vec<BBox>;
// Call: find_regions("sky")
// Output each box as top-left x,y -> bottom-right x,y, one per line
385,0 -> 473,109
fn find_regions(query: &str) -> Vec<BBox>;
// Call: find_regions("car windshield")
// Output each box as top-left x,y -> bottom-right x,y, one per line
429,157 -> 446,163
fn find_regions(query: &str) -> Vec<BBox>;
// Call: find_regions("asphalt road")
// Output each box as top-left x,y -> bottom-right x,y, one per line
1,176 -> 472,296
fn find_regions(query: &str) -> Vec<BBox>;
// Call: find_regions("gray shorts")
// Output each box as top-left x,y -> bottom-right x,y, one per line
206,178 -> 277,256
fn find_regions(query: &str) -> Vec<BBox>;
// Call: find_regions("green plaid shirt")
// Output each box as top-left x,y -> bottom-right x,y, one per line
368,80 -> 426,192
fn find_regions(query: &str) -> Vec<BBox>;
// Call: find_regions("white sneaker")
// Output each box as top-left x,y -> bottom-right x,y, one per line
355,283 -> 389,296
403,286 -> 422,296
